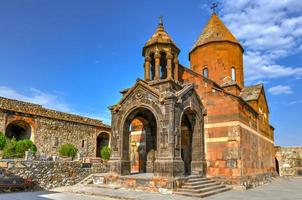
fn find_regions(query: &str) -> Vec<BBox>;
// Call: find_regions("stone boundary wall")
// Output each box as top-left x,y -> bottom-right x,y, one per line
0,160 -> 108,189
275,147 -> 302,176
0,97 -> 108,127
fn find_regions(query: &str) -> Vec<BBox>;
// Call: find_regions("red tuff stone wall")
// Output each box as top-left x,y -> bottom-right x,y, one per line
179,67 -> 275,187
189,42 -> 244,88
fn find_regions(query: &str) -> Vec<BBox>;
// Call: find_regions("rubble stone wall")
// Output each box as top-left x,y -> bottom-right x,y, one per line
275,147 -> 302,176
0,97 -> 111,157
0,160 -> 108,189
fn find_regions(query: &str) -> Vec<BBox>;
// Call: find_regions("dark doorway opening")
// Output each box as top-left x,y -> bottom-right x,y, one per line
5,121 -> 31,140
96,132 -> 110,157
181,109 -> 196,176
275,158 -> 280,175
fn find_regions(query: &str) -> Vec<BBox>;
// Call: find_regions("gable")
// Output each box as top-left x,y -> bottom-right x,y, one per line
114,79 -> 160,109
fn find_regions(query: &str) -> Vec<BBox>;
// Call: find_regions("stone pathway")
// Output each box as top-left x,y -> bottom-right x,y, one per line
0,191 -> 116,200
1,177 -> 302,200
53,177 -> 302,200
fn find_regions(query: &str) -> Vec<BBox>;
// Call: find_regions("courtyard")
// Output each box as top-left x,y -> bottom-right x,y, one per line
1,177 -> 301,200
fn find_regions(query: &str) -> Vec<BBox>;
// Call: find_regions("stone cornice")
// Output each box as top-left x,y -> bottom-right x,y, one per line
0,96 -> 110,128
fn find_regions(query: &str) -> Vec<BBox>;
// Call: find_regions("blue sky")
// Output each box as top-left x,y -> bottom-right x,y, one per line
0,0 -> 301,146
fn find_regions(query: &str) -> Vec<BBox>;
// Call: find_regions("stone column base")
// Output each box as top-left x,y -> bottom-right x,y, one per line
108,159 -> 131,175
154,159 -> 184,177
191,160 -> 206,176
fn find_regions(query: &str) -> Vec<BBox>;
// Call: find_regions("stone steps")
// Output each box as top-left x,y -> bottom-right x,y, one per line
175,176 -> 231,198
185,180 -> 216,186
78,174 -> 95,185
187,177 -> 211,183
181,182 -> 219,189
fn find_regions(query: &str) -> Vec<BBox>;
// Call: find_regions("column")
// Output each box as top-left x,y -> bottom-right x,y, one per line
166,53 -> 173,79
154,52 -> 161,80
174,57 -> 179,81
144,56 -> 151,81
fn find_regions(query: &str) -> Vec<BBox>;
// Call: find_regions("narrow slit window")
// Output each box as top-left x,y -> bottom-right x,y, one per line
82,140 -> 85,148
203,68 -> 208,78
231,67 -> 236,81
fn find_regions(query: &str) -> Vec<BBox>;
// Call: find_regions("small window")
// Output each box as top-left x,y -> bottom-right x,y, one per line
82,140 -> 85,148
203,68 -> 208,78
231,67 -> 236,81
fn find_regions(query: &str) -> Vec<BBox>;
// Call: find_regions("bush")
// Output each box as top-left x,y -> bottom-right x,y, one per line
59,144 -> 78,158
3,138 -> 37,158
100,146 -> 110,160
0,132 -> 6,150
15,139 -> 37,155
3,138 -> 18,158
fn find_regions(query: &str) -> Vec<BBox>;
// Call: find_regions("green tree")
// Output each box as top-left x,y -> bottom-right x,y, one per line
100,146 -> 110,160
59,143 -> 78,158
3,138 -> 17,158
3,138 -> 37,158
15,139 -> 37,157
0,132 -> 6,150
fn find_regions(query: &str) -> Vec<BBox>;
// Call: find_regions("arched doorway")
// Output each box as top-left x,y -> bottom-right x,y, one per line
123,107 -> 157,174
96,132 -> 110,157
181,109 -> 196,175
275,158 -> 280,175
5,120 -> 31,140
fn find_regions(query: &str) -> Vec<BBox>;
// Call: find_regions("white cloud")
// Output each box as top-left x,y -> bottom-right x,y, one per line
268,85 -> 293,95
77,110 -> 111,125
0,86 -> 72,112
0,86 -> 111,124
288,100 -> 302,105
218,0 -> 302,83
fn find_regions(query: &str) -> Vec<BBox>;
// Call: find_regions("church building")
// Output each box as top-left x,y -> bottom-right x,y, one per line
108,12 -> 276,189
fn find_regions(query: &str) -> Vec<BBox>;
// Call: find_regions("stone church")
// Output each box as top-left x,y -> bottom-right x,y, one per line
109,13 -> 276,187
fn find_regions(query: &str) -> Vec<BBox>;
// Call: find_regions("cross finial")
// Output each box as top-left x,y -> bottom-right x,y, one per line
159,15 -> 163,25
211,2 -> 218,15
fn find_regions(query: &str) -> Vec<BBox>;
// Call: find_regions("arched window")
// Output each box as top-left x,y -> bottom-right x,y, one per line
203,68 -> 208,78
231,67 -> 236,81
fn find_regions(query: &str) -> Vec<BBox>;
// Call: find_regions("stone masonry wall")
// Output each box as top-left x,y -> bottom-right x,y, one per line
0,97 -> 111,157
34,117 -> 98,157
276,147 -> 302,176
0,160 -> 108,189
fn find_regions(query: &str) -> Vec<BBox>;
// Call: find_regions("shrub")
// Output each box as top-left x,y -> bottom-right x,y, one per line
0,132 -> 6,150
15,139 -> 37,156
3,138 -> 18,158
3,138 -> 37,158
100,146 -> 110,160
59,144 -> 78,158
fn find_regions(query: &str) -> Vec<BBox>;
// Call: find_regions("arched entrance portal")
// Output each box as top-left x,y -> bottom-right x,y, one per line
96,132 -> 110,157
181,109 -> 197,175
5,120 -> 31,140
123,107 -> 157,174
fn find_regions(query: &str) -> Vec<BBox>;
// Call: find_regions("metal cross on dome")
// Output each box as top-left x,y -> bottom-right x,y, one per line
159,15 -> 163,25
211,2 -> 218,14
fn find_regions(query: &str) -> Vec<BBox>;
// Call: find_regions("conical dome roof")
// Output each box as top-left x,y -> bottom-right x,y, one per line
190,14 -> 242,53
143,18 -> 179,55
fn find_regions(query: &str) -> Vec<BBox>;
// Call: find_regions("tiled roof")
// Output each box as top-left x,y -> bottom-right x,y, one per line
240,84 -> 263,101
144,22 -> 177,48
191,14 -> 241,52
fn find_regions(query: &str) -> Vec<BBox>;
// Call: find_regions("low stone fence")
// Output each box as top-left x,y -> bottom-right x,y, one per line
0,160 -> 108,189
275,146 -> 302,176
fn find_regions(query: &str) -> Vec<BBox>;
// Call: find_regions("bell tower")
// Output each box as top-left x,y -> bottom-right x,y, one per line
142,17 -> 180,82
189,12 -> 244,88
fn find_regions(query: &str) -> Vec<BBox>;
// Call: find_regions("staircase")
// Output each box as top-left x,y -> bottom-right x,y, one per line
175,176 -> 231,198
77,174 -> 94,185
